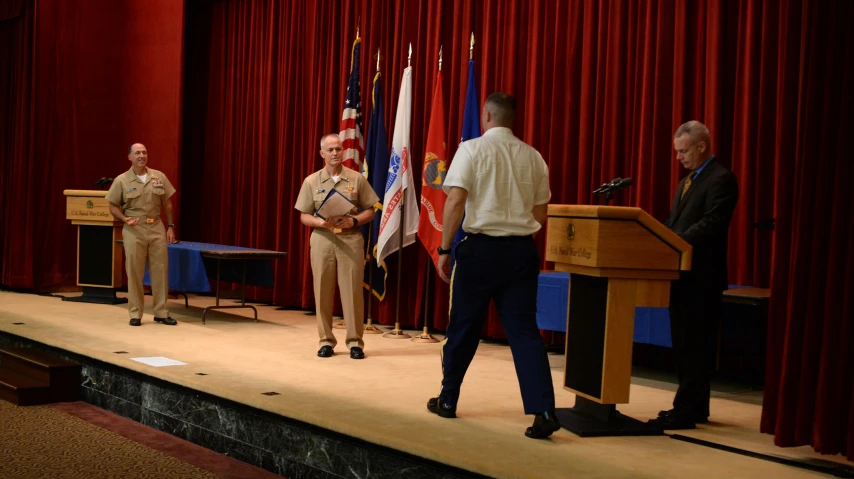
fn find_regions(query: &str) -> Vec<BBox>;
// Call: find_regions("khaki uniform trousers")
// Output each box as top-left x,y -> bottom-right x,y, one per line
123,221 -> 169,320
310,229 -> 364,349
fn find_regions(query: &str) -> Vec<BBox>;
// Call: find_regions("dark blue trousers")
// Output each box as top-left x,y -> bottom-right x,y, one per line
440,234 -> 556,414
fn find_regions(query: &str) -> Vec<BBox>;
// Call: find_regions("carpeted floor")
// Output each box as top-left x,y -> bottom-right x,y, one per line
0,400 -> 280,479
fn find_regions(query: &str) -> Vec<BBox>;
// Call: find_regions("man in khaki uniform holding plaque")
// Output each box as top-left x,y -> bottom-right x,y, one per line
295,134 -> 378,360
106,143 -> 178,327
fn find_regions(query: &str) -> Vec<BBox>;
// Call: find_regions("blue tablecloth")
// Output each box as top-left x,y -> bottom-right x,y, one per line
143,241 -> 276,293
536,272 -> 673,347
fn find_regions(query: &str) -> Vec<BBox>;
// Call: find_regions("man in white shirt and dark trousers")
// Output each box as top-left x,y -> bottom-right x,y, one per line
428,92 -> 560,439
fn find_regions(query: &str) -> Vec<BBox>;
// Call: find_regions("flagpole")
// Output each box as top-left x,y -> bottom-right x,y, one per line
412,46 -> 442,344
412,255 -> 440,343
363,48 -> 384,335
363,236 -> 382,334
384,44 -> 414,340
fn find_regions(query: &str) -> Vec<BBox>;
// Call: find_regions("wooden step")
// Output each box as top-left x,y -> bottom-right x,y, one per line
0,369 -> 52,406
0,348 -> 81,403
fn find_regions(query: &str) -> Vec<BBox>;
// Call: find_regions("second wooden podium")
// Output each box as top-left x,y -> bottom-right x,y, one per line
545,205 -> 691,436
63,190 -> 127,304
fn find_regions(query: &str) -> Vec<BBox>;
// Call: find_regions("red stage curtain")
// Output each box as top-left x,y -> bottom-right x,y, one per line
3,0 -> 852,460
0,0 -> 184,289
180,0 -> 779,336
757,0 -> 854,461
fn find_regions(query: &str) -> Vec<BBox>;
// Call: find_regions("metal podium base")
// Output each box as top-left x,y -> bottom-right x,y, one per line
62,286 -> 128,305
556,396 -> 663,437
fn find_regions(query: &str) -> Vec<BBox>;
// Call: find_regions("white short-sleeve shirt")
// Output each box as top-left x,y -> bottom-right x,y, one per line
443,127 -> 551,236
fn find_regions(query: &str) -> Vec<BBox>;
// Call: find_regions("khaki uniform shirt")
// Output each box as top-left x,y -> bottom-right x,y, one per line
294,167 -> 379,224
106,167 -> 176,219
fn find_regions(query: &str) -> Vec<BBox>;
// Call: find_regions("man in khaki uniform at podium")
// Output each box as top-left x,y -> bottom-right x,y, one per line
106,143 -> 178,327
294,133 -> 378,360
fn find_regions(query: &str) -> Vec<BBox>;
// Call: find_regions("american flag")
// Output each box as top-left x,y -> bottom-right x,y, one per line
339,37 -> 364,172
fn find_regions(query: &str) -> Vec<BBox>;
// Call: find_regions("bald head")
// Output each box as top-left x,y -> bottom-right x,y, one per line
482,92 -> 517,129
127,142 -> 149,171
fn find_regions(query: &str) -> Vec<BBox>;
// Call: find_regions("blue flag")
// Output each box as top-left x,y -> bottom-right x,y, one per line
451,59 -> 481,266
461,60 -> 482,143
362,70 -> 389,300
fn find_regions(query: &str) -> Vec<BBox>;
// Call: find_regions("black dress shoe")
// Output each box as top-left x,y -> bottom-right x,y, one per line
525,410 -> 560,439
129,318 -> 141,327
427,397 -> 457,418
647,414 -> 696,430
155,317 -> 177,325
317,345 -> 334,358
658,408 -> 708,424
349,347 -> 365,360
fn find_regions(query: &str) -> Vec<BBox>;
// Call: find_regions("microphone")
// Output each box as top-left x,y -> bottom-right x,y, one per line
593,177 -> 623,196
610,177 -> 633,191
94,177 -> 114,189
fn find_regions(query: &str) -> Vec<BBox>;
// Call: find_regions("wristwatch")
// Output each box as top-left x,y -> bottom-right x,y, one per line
351,217 -> 358,227
167,224 -> 175,228
437,246 -> 451,255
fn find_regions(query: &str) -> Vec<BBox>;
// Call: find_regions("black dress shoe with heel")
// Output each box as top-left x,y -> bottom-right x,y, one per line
317,345 -> 334,358
129,318 -> 141,327
349,347 -> 365,359
155,317 -> 178,325
427,397 -> 457,418
525,410 -> 560,439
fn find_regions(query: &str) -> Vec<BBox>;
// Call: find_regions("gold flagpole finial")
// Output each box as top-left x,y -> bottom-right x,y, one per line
470,32 -> 474,60
356,17 -> 360,40
376,49 -> 381,72
439,46 -> 443,71
408,43 -> 412,67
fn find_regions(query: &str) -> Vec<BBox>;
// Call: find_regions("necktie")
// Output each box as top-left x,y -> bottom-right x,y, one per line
681,172 -> 696,199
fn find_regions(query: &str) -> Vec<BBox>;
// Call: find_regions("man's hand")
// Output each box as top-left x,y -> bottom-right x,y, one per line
126,217 -> 140,227
166,227 -> 177,244
318,216 -> 342,231
438,253 -> 451,284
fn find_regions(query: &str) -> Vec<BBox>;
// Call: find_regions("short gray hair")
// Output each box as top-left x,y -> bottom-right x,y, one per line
674,121 -> 711,149
319,133 -> 340,149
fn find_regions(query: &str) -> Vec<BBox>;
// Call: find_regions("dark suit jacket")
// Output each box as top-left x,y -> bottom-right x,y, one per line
666,157 -> 739,291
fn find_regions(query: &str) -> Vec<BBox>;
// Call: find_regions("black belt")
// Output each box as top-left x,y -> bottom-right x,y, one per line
467,233 -> 533,241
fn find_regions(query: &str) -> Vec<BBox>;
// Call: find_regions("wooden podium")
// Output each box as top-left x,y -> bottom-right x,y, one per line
63,190 -> 127,304
545,205 -> 692,436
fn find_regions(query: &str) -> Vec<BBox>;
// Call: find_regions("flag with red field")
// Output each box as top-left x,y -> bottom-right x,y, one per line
339,37 -> 364,172
417,70 -> 448,271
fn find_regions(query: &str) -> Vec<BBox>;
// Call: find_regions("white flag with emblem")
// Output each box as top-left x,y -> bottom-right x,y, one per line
376,66 -> 419,265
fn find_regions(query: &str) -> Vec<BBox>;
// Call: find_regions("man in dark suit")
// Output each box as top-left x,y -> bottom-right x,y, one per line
650,120 -> 739,429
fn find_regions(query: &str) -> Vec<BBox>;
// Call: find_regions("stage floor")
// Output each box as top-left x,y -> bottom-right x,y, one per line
0,290 -> 847,478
